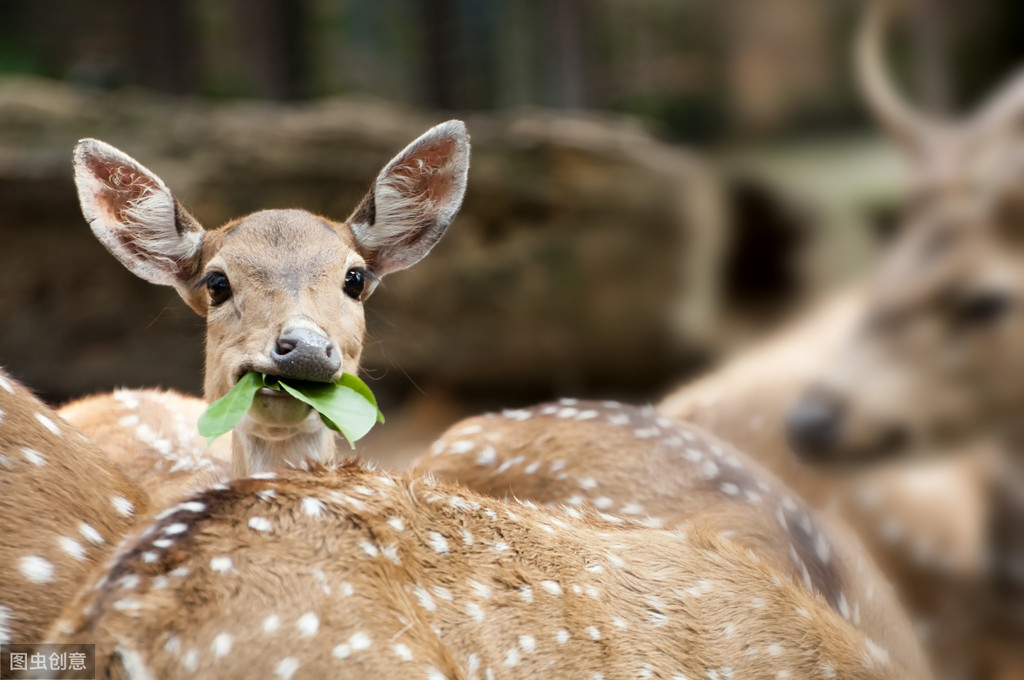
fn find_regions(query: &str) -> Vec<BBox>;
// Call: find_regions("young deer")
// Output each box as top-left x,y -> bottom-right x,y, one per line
59,389 -> 231,511
73,121 -> 470,479
0,368 -> 150,644
50,463 -> 918,679
411,399 -> 931,679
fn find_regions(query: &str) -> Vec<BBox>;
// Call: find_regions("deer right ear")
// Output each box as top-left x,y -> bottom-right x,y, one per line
347,120 -> 470,278
74,139 -> 204,288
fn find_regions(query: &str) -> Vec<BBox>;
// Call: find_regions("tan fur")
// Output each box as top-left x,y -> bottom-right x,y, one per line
0,368 -> 149,644
73,122 -> 470,480
50,463 -> 912,679
411,400 -> 931,679
59,390 -> 231,511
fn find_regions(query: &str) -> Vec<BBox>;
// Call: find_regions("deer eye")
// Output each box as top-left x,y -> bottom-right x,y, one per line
344,267 -> 367,300
953,291 -> 1012,327
201,272 -> 232,306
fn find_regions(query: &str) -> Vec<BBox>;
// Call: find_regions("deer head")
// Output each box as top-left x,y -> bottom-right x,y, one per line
73,122 -> 470,477
786,0 -> 1024,463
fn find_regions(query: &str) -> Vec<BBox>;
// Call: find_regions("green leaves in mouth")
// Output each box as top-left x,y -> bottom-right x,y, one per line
197,372 -> 384,447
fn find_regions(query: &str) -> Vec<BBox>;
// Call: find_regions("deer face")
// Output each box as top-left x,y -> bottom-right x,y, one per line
789,178 -> 1024,463
73,122 -> 470,467
196,210 -> 369,432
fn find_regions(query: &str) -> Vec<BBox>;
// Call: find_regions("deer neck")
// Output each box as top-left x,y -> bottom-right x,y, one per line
230,422 -> 336,478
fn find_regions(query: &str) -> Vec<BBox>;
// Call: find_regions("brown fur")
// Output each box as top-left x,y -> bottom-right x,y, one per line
51,463 -> 912,679
0,368 -> 149,644
411,399 -> 931,679
59,389 -> 231,511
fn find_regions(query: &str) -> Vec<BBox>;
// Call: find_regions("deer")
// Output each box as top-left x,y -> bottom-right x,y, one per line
657,288 -> 994,679
72,120 -> 470,481
774,0 -> 1024,673
49,461 -> 920,679
0,367 -> 150,645
410,398 -> 932,679
59,388 -> 232,511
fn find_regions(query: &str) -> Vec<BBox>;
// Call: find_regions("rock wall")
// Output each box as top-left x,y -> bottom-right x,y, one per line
0,78 -> 744,406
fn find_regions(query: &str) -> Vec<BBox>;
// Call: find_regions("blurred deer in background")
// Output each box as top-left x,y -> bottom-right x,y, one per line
782,0 -> 1024,672
0,368 -> 150,644
658,288 -> 993,679
50,461 -> 921,679
71,121 -> 469,481
411,399 -> 932,678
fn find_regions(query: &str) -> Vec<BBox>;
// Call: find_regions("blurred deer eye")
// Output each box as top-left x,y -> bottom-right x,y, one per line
954,291 -> 1012,327
344,268 -> 366,300
202,272 -> 232,306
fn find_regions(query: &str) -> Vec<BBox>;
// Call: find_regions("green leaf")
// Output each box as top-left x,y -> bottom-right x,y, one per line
277,379 -> 382,448
197,371 -> 266,443
197,371 -> 384,448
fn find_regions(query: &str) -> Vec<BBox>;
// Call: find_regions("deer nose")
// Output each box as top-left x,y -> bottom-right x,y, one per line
270,328 -> 341,383
786,391 -> 844,463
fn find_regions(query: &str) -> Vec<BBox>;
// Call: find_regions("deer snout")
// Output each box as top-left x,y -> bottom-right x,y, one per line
786,389 -> 844,463
270,328 -> 341,383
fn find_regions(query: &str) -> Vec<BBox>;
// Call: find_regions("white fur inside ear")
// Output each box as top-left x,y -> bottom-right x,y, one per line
74,139 -> 202,287
354,120 -> 470,273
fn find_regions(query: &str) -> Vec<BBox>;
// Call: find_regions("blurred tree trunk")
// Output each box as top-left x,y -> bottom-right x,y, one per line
130,0 -> 197,95
421,0 -> 460,110
234,0 -> 311,100
549,0 -> 588,109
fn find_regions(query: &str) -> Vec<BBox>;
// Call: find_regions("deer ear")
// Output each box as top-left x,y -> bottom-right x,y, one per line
74,139 -> 204,288
348,120 -> 470,277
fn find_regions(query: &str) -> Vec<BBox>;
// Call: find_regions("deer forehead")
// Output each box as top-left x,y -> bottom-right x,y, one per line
208,209 -> 362,286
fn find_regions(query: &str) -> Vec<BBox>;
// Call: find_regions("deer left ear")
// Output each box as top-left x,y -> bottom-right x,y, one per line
73,138 -> 204,288
348,120 -> 470,277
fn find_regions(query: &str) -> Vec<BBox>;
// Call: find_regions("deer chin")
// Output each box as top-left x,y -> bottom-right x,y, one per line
239,391 -> 321,440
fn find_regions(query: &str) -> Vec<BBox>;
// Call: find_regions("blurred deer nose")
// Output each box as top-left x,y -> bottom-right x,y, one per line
786,392 -> 844,463
270,328 -> 340,383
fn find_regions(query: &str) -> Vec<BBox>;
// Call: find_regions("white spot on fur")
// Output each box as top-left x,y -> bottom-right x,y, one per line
212,632 -> 232,659
302,497 -> 325,516
388,516 -> 405,532
465,602 -> 485,621
0,606 -> 11,644
350,632 -> 372,651
163,523 -> 188,535
276,657 -> 300,679
111,497 -> 134,518
249,517 -> 272,533
210,556 -> 233,572
476,446 -> 497,466
504,648 -> 520,667
393,643 -> 413,661
263,614 -> 280,633
59,537 -> 86,561
556,628 -> 570,644
35,413 -> 61,437
470,580 -> 493,599
428,531 -> 449,554
297,612 -> 320,636
21,447 -> 45,466
540,580 -> 562,595
586,626 -> 601,640
20,555 -> 54,583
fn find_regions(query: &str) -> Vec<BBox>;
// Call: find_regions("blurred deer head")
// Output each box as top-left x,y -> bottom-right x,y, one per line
787,0 -> 1024,464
